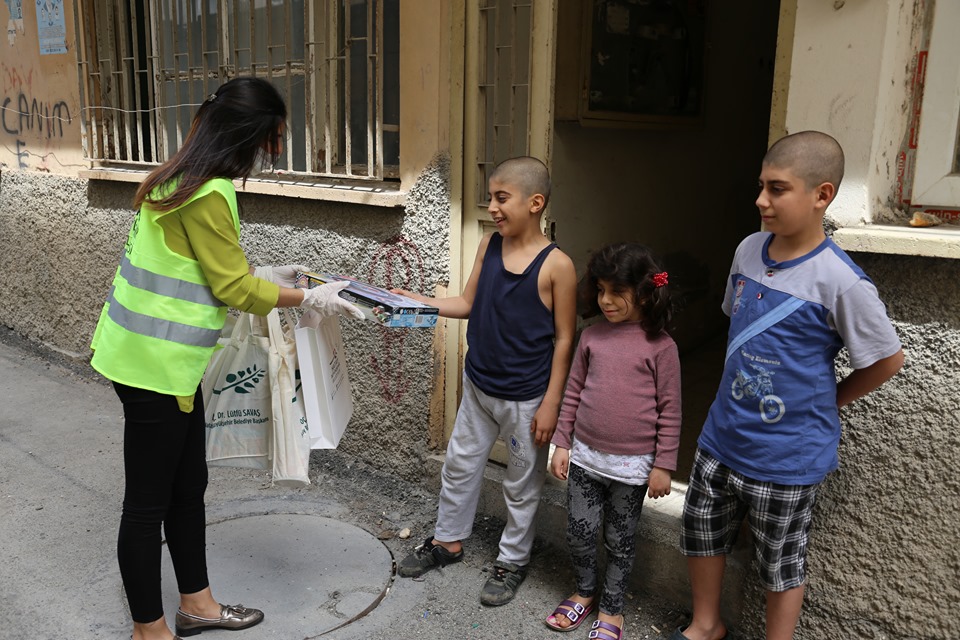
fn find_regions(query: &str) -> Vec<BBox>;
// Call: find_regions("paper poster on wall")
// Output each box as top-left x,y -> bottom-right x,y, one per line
36,0 -> 66,54
6,0 -> 25,46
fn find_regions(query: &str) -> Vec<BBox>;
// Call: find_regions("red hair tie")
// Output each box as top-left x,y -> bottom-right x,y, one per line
653,272 -> 669,288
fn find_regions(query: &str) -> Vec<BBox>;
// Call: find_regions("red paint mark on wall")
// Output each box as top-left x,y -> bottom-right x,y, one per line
367,236 -> 427,404
0,63 -> 34,93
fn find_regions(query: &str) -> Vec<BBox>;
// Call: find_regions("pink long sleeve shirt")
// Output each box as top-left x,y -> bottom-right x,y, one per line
552,320 -> 682,471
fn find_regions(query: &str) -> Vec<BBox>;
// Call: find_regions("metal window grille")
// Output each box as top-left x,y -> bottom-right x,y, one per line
475,0 -> 532,206
74,0 -> 399,180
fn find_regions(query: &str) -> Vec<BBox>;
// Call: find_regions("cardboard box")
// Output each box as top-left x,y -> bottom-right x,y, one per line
296,271 -> 439,328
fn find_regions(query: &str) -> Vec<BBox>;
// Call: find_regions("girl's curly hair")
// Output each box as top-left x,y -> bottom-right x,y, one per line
578,242 -> 673,336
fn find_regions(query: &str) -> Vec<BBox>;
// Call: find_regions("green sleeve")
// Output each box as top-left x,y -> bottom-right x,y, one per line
175,192 -> 280,315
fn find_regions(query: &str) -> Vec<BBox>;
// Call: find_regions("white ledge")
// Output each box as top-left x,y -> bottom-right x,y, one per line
78,168 -> 406,208
832,224 -> 960,259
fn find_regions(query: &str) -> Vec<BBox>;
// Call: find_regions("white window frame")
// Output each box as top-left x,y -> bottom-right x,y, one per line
74,0 -> 400,196
911,0 -> 960,207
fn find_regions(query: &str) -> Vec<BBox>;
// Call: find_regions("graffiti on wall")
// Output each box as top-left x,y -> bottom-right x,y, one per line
1,62 -> 73,170
366,235 -> 427,404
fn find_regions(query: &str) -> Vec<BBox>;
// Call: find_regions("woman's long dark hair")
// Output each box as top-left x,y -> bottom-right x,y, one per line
134,77 -> 287,212
578,242 -> 673,336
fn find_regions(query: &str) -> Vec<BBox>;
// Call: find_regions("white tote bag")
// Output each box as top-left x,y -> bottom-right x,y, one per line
265,308 -> 312,487
295,311 -> 354,449
202,312 -> 272,469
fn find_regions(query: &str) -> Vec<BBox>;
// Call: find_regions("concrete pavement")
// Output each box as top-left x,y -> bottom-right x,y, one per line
0,326 -> 691,639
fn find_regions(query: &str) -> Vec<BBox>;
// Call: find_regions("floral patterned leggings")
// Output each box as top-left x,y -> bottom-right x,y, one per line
566,462 -> 647,615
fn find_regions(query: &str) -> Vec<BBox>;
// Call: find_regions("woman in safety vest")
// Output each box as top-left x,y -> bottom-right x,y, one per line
90,77 -> 362,640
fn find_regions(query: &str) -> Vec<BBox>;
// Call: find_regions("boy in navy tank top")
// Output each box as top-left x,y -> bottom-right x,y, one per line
393,156 -> 578,606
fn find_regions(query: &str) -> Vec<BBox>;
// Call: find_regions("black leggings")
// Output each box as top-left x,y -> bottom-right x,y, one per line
114,382 -> 210,623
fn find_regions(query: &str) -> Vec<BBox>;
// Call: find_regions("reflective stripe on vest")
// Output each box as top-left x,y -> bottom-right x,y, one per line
118,254 -> 225,308
106,287 -> 222,347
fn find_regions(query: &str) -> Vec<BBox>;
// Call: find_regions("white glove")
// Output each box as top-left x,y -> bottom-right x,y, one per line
300,280 -> 365,320
258,264 -> 312,289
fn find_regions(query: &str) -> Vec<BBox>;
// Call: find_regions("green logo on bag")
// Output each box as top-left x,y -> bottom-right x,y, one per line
292,369 -> 301,403
213,365 -> 264,395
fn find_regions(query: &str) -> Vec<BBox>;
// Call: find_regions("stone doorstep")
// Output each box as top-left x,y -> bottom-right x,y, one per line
426,454 -> 750,627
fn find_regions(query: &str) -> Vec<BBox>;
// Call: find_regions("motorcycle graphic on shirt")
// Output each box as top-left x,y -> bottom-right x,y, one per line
731,363 -> 785,424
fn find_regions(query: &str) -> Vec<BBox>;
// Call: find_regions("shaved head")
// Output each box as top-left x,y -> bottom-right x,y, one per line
763,131 -> 844,192
489,156 -> 552,207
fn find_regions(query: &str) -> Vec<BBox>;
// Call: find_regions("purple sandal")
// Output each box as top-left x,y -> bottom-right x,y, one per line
544,599 -> 594,632
588,617 -> 625,640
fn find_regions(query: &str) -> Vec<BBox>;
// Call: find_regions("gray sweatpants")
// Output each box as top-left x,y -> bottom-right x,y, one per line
434,374 -> 548,566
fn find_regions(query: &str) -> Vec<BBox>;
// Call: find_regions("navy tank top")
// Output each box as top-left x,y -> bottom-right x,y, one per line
465,233 -> 557,401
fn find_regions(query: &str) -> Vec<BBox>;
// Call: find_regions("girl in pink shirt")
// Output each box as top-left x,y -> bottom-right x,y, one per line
545,243 -> 681,640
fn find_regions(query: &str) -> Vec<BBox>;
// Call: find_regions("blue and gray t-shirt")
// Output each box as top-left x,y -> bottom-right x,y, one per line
698,232 -> 901,485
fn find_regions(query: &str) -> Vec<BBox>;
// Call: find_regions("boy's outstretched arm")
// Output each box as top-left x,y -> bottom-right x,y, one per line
530,251 -> 578,446
836,348 -> 904,409
392,234 -> 492,319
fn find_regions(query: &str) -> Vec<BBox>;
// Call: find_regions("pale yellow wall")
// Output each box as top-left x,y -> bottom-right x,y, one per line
1,0 -> 83,174
399,0 -> 453,192
784,0 -> 924,227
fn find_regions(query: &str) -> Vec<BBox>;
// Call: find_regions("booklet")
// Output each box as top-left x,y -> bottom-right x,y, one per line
296,271 -> 439,328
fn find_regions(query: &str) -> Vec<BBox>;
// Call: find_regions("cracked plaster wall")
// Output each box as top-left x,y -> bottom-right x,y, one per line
0,155 -> 451,481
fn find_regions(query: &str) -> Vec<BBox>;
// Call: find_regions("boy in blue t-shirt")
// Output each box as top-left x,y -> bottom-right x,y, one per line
673,131 -> 904,640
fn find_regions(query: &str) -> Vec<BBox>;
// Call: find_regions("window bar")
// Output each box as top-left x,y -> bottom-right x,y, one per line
374,0 -> 383,179
184,0 -> 197,131
127,0 -> 147,162
116,0 -> 134,161
147,0 -> 164,160
495,1 -> 505,170
508,2 -> 517,159
218,0 -> 231,80
264,0 -> 273,83
104,0 -> 122,160
198,0 -> 209,97
74,0 -> 97,159
325,0 -> 338,176
170,0 -> 185,149
282,0 -> 293,170
477,2 -> 493,205
230,0 -> 241,75
343,0 -> 352,177
303,0 -> 317,173
365,0 -> 373,178
248,0 -> 256,77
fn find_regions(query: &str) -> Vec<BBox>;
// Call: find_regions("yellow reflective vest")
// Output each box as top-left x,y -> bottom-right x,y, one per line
91,178 -> 239,396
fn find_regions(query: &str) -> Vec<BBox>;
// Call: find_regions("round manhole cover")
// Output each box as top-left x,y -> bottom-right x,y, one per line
158,514 -> 393,637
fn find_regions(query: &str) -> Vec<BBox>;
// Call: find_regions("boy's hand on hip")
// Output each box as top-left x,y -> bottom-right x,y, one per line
551,447 -> 569,480
647,467 -> 672,499
530,404 -> 559,447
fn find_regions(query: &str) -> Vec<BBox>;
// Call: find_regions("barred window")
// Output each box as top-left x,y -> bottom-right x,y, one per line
75,0 -> 399,181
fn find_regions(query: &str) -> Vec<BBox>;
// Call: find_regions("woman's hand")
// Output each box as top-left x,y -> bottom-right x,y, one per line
301,281 -> 364,319
265,264 -> 312,288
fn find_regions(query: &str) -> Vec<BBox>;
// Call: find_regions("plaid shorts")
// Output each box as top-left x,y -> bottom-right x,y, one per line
680,448 -> 819,592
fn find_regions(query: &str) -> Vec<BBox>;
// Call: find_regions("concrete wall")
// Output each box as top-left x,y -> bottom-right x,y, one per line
0,155 -> 451,481
730,1 -> 960,638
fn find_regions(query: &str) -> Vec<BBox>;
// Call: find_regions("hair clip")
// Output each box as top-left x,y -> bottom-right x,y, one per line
653,271 -> 669,288
207,93 -> 217,102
